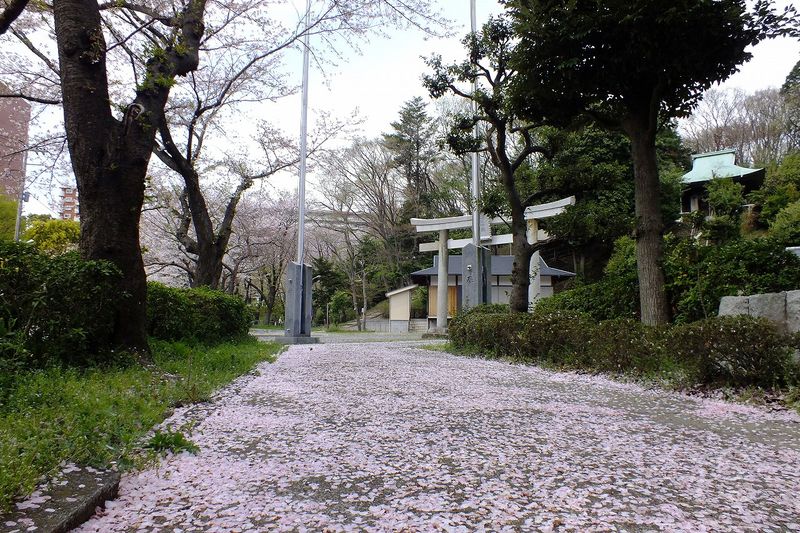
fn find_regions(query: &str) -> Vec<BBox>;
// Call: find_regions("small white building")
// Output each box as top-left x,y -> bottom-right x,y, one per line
384,284 -> 418,333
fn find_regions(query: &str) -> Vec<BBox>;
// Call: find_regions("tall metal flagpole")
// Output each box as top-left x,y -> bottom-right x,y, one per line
281,0 -> 318,343
297,0 -> 311,264
470,0 -> 480,246
461,0 -> 489,310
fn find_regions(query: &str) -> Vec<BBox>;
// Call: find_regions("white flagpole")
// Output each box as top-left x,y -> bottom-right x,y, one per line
470,0 -> 480,246
297,0 -> 311,264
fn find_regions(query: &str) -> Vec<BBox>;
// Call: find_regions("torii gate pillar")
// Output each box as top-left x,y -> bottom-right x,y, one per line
434,229 -> 449,333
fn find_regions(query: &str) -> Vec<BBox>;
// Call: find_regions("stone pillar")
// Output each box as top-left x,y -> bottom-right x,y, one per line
463,243 -> 491,310
526,219 -> 540,312
282,261 -> 317,343
436,229 -> 449,332
529,250 -> 542,310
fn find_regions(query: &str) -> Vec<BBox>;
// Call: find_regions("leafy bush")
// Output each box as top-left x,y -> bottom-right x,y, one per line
328,290 -> 355,324
146,282 -> 193,341
667,316 -> 795,387
525,308 -> 595,364
583,319 -> 666,374
665,236 -> 800,322
449,310 -> 529,358
535,237 -> 639,321
22,218 -> 80,255
146,282 -> 251,344
0,241 -> 121,369
450,308 -> 797,388
770,200 -> 800,245
539,235 -> 800,323
462,303 -> 511,315
411,287 -> 428,319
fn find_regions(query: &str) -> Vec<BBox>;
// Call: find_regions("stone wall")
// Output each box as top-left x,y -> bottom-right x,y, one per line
718,290 -> 800,333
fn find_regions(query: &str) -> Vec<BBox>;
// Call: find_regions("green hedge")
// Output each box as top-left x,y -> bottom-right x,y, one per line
450,307 -> 797,387
667,316 -> 795,387
0,241 -> 121,372
146,282 -> 251,344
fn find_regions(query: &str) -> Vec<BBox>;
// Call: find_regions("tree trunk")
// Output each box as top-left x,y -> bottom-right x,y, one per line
350,281 -> 362,331
510,221 -> 533,313
54,0 -> 152,353
627,120 -> 671,326
192,244 -> 226,289
361,269 -> 368,331
265,285 -> 276,325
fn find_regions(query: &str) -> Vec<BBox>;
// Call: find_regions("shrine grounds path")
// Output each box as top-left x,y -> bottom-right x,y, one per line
78,342 -> 800,532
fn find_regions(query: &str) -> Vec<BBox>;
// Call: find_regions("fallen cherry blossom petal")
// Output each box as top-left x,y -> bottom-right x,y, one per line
76,342 -> 800,532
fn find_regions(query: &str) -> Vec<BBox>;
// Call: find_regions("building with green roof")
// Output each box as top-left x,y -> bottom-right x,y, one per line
680,149 -> 765,214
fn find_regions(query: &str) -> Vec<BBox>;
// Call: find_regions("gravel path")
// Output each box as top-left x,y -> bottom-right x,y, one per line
78,343 -> 800,532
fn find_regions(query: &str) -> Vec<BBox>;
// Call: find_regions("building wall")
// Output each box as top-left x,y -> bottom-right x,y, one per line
388,292 -> 411,321
428,285 -> 458,317
0,94 -> 31,200
60,186 -> 80,220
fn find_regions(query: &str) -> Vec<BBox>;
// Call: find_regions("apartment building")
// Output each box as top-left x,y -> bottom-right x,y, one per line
60,186 -> 80,221
0,85 -> 31,200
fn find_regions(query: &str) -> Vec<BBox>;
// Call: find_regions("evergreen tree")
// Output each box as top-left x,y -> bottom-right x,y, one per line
506,0 -> 799,325
383,97 -> 439,218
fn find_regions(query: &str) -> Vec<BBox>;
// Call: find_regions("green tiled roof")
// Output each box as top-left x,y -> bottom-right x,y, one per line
681,149 -> 762,185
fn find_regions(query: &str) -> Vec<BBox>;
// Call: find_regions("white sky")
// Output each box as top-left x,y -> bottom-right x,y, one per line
21,0 -> 800,214
271,0 -> 800,191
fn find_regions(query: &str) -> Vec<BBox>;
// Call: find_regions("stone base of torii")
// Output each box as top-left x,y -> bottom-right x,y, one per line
411,196 -> 574,334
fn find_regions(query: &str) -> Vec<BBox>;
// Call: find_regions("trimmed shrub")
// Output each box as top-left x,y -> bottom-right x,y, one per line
449,310 -> 528,357
186,287 -> 252,342
463,303 -> 511,315
0,241 -> 120,369
146,282 -> 251,344
770,200 -> 800,245
449,306 -> 796,388
534,236 -> 639,321
535,279 -> 638,321
665,316 -> 794,387
525,308 -> 595,365
449,307 -> 593,364
145,283 -> 193,341
583,319 -> 667,374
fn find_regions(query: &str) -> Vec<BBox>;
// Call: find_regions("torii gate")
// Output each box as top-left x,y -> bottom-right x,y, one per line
411,196 -> 575,331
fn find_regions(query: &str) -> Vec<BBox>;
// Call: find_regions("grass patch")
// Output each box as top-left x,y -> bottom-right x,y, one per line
419,342 -> 454,352
250,324 -> 284,331
0,337 -> 280,512
317,325 -> 373,333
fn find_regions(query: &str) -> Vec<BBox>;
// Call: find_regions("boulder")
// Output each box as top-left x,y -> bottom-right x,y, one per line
786,290 -> 800,334
748,292 -> 787,333
718,296 -> 749,317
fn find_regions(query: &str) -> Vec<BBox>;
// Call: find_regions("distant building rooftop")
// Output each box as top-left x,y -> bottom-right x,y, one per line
681,149 -> 763,185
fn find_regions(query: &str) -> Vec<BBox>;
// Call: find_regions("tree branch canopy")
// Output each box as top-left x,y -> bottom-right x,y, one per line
0,0 -> 29,35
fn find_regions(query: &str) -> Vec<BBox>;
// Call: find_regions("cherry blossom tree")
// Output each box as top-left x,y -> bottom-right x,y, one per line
0,0 -> 447,353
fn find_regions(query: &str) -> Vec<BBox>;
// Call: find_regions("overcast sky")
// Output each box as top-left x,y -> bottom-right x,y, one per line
306,0 -> 800,134
269,0 -> 800,191
22,0 -> 800,215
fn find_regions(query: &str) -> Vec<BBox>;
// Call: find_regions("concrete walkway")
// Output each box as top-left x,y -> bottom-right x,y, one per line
78,343 -> 800,532
251,329 -> 430,344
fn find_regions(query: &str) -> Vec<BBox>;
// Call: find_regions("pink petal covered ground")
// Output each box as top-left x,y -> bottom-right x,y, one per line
78,343 -> 800,532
